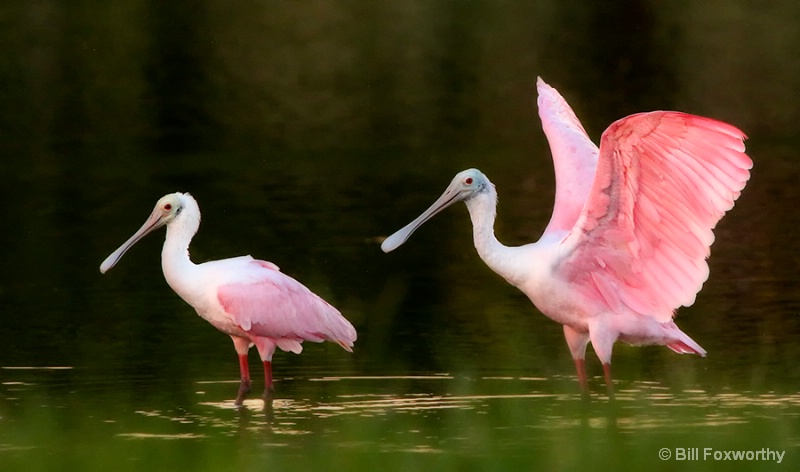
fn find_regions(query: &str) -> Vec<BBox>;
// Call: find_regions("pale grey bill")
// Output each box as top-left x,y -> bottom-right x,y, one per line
380,189 -> 462,253
99,215 -> 163,273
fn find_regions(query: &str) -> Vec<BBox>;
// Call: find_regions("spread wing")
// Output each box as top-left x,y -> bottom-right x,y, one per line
555,112 -> 751,322
537,77 -> 600,236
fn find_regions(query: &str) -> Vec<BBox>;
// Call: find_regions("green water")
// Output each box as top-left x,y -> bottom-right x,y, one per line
1,369 -> 798,470
2,1 -> 800,471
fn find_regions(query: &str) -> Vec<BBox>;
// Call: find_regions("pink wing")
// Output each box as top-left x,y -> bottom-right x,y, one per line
537,77 -> 600,235
556,112 -> 752,322
217,260 -> 356,350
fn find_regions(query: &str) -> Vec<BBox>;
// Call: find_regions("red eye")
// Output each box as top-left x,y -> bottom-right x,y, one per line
164,203 -> 172,211
465,177 -> 473,185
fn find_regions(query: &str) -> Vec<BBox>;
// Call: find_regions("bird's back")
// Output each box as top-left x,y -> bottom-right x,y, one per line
205,256 -> 356,350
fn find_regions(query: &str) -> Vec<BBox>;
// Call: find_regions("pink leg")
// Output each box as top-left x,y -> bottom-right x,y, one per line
587,322 -> 617,399
236,353 -> 252,405
602,363 -> 615,398
574,358 -> 589,394
564,325 -> 591,395
253,337 -> 277,401
231,336 -> 253,405
262,361 -> 274,398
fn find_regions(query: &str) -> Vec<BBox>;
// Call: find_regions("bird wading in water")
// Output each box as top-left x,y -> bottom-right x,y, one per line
381,77 -> 752,396
101,192 -> 356,405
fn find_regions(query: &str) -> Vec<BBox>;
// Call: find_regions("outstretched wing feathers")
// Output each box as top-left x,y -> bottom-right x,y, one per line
537,77 -> 600,235
556,112 -> 751,322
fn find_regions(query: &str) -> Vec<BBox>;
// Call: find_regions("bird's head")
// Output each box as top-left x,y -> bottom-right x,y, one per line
152,193 -> 187,225
380,168 -> 493,253
99,192 -> 198,274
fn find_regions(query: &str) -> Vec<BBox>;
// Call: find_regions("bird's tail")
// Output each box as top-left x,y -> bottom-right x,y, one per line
317,305 -> 356,353
666,327 -> 706,357
335,339 -> 354,353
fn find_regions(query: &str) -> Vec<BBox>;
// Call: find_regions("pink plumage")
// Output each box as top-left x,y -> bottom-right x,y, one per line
382,77 -> 751,395
560,111 -> 751,325
100,193 -> 356,405
217,259 -> 355,350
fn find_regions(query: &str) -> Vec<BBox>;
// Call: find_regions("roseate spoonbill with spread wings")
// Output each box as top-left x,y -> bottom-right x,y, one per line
381,77 -> 751,395
100,192 -> 356,405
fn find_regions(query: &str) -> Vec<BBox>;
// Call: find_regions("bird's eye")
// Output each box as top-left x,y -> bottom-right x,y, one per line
465,177 -> 473,185
164,203 -> 172,211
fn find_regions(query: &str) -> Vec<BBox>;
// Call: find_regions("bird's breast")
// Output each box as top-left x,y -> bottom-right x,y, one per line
205,314 -> 251,339
513,259 -> 593,331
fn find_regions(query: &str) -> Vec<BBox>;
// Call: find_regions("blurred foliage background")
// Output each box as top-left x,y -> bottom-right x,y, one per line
0,1 -> 799,471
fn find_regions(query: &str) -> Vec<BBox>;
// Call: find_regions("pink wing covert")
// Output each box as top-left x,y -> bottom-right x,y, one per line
557,112 -> 752,322
217,260 -> 356,350
537,77 -> 600,235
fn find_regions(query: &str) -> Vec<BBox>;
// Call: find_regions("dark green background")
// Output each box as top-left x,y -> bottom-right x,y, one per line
1,1 -> 798,470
